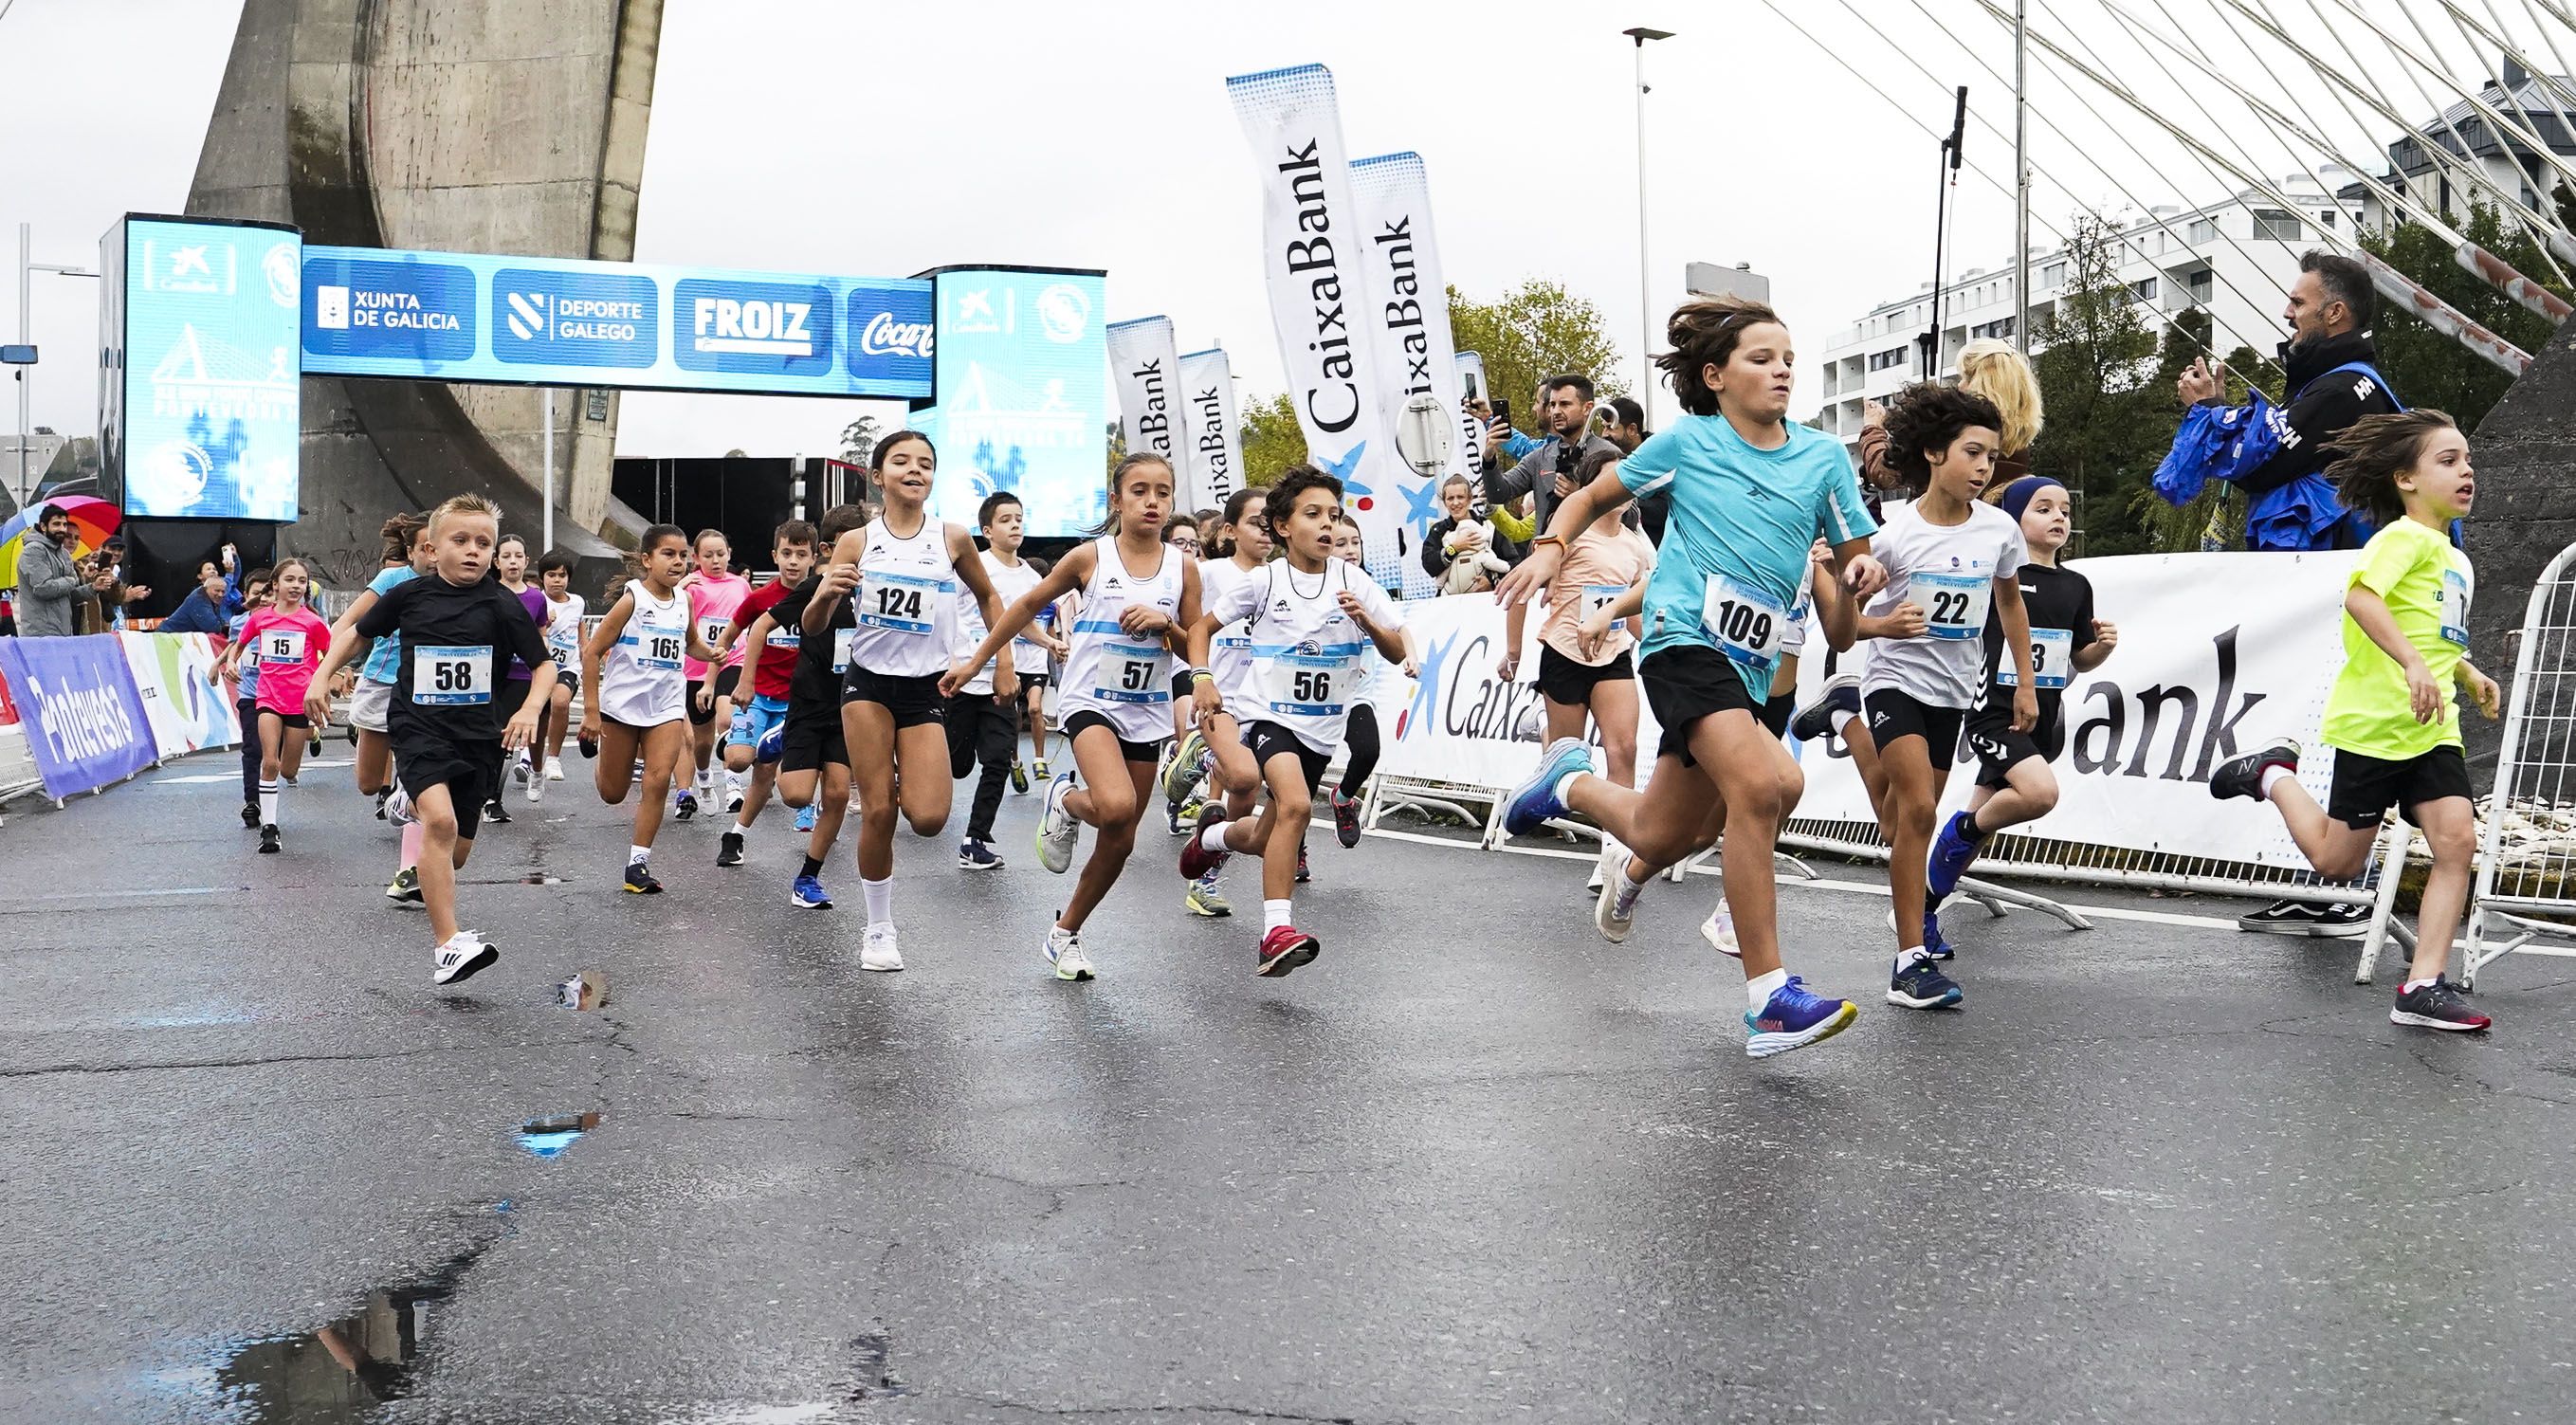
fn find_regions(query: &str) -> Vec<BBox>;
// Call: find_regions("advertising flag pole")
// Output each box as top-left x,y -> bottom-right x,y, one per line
541,389 -> 555,553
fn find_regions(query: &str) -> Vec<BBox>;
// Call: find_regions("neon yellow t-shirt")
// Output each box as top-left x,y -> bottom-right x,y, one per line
2319,519 -> 2473,759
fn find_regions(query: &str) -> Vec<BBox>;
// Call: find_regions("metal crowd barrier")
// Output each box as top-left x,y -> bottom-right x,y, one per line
2465,540 -> 2576,988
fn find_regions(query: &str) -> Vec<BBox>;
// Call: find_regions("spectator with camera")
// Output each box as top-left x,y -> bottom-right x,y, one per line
1481,374 -> 1621,538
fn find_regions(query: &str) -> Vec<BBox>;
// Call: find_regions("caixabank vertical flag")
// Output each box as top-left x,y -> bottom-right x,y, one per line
100,214 -> 304,521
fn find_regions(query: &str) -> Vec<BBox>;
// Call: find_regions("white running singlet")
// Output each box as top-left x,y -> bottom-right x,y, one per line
1197,557 -> 1261,710
847,516 -> 959,679
1055,538 -> 1184,743
598,580 -> 687,726
1211,557 -> 1400,755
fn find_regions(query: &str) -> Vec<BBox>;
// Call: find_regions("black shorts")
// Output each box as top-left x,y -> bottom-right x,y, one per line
1964,699 -> 2066,789
2327,745 -> 2472,830
841,667 -> 945,729
1172,670 -> 1197,703
1536,645 -> 1635,706
1639,645 -> 1763,767
393,730 -> 502,841
497,675 -> 533,725
1862,686 -> 1967,762
1760,690 -> 1796,739
1244,719 -> 1331,794
259,708 -> 313,731
1017,670 -> 1050,692
551,667 -> 581,697
947,690 -> 1017,775
1064,709 -> 1166,766
778,701 -> 850,774
685,666 -> 743,725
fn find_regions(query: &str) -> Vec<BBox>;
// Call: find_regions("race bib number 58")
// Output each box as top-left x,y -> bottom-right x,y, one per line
413,645 -> 493,705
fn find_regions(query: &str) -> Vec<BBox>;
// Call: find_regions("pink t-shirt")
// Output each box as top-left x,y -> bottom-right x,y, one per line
684,573 -> 752,678
242,606 -> 332,716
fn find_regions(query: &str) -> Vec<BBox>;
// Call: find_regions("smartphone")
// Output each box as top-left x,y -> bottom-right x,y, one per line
1490,396 -> 1512,427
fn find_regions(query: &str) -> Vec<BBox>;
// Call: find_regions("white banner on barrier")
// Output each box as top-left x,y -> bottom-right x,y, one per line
1368,550 -> 2359,871
1178,348 -> 1242,510
1105,316 -> 1184,484
118,631 -> 243,760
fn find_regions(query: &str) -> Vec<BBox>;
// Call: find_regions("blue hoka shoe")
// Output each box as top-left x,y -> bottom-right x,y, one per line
1504,738 -> 1595,838
1745,977 -> 1860,1059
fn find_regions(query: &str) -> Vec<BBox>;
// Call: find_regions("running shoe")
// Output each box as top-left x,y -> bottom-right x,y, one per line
386,866 -> 423,905
1163,729 -> 1209,806
1186,870 -> 1232,917
432,931 -> 500,987
374,791 -> 389,820
1888,955 -> 1964,1010
728,794 -> 745,815
544,756 -> 565,781
1703,903 -> 1741,959
623,861 -> 664,895
1167,802 -> 1191,837
240,801 -> 261,829
1924,910 -> 1955,962
1926,809 -> 1980,903
1032,757 -> 1050,781
258,824 -> 282,855
1331,790 -> 1362,849
2236,900 -> 2369,937
1043,924 -> 1095,981
525,771 -> 544,805
1595,869 -> 1642,943
483,798 -> 512,826
384,785 -> 416,828
1503,737 -> 1594,837
795,803 -> 819,833
1295,842 -> 1311,886
510,755 -> 533,790
959,838 -> 1004,871
861,923 -> 904,972
2209,738 -> 2300,802
718,831 -> 746,867
2391,977 -> 2493,1032
674,792 -> 700,822
1787,672 -> 1863,745
1036,771 -> 1080,874
790,873 -> 832,909
1179,803 -> 1231,880
1255,924 -> 1321,977
1011,760 -> 1031,795
1744,977 -> 1859,1059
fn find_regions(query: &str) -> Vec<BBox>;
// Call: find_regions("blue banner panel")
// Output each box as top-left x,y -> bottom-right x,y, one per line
0,634 -> 160,797
119,218 -> 304,521
920,269 -> 1109,539
301,245 -> 932,399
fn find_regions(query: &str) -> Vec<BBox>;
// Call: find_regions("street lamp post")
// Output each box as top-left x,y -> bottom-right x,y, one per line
1624,27 -> 1674,426
15,223 -> 100,506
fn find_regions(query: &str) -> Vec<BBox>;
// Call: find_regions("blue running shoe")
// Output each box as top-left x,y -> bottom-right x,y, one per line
1926,809 -> 1979,904
1745,977 -> 1859,1059
1923,909 -> 1955,961
794,803 -> 818,833
1503,738 -> 1594,838
790,873 -> 833,910
1889,955 -> 1963,1010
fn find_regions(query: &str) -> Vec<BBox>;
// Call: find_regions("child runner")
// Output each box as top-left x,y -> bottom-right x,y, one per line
1180,466 -> 1407,977
1834,385 -> 2034,1011
1922,475 -> 2117,938
1164,486 -> 1276,917
1493,296 -> 1884,1060
947,492 -> 1049,870
679,529 -> 752,820
949,454 -> 1200,978
483,532 -> 539,827
709,520 -> 818,867
227,558 -> 331,853
2209,410 -> 2498,1032
321,513 -> 435,905
768,504 -> 870,907
581,524 -> 720,894
307,495 -> 556,984
226,568 -> 274,829
811,432 -> 1016,971
1497,448 -> 1653,894
527,551 -> 587,797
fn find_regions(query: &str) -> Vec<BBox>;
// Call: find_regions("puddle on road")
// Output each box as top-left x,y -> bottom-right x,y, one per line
849,1331 -> 915,1400
515,1110 -> 601,1159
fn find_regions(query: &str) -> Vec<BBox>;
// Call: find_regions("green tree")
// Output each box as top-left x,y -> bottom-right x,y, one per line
1237,391 -> 1307,486
1447,280 -> 1629,424
2026,214 -> 2165,556
2362,199 -> 2569,433
838,414 -> 883,466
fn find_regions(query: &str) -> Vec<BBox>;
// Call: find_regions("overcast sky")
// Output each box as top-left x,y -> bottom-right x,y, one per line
3,0 -> 2546,458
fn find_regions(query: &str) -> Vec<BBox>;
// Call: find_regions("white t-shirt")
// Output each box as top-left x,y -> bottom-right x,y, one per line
542,592 -> 587,670
952,551 -> 1046,695
1208,557 -> 1402,755
599,581 -> 687,726
1056,539 -> 1186,743
1198,556 -> 1262,707
1861,501 -> 2028,709
848,517 -> 960,679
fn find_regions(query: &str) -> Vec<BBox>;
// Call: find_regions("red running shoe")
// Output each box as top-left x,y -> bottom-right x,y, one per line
1178,802 -> 1232,880
1255,924 -> 1321,977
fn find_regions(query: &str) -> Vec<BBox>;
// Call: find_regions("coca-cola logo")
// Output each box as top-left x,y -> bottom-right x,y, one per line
860,311 -> 933,358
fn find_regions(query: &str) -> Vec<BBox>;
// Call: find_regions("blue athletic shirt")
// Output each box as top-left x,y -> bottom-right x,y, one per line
360,566 -> 420,685
1616,413 -> 1877,695
228,612 -> 259,702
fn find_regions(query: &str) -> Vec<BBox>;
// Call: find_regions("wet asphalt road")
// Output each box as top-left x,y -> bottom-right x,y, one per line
8,752 -> 2576,1424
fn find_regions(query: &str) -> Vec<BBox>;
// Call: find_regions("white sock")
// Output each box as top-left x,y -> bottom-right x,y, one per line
2258,766 -> 2294,797
259,781 -> 279,825
734,810 -> 756,831
1895,945 -> 1930,970
2402,976 -> 2437,993
1200,822 -> 1232,854
863,875 -> 893,925
1263,898 -> 1292,935
1829,708 -> 1855,735
1745,967 -> 1787,1011
1551,770 -> 1585,806
1619,867 -> 1648,898
630,843 -> 651,867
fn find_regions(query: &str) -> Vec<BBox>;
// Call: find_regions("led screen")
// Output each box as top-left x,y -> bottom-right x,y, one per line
917,268 -> 1109,538
114,217 -> 303,521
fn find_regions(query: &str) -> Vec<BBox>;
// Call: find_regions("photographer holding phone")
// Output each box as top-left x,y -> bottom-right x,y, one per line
1481,374 -> 1620,539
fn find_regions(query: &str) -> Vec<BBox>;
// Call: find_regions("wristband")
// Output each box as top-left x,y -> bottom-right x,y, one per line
1190,668 -> 1215,684
1528,535 -> 1566,554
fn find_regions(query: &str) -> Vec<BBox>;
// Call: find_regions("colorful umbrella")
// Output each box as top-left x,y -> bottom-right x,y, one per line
0,495 -> 120,590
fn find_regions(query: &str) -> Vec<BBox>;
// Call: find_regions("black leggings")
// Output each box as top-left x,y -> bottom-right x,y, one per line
238,699 -> 261,802
1341,703 -> 1381,798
